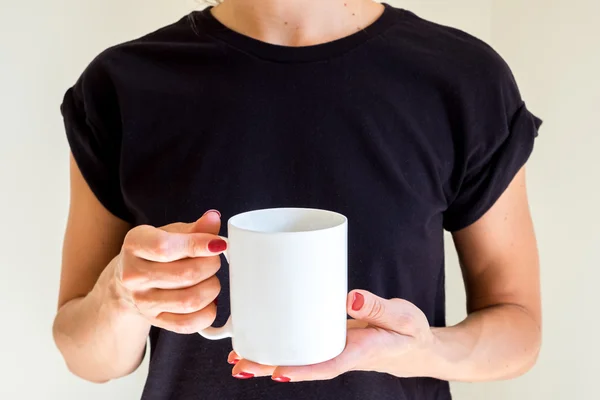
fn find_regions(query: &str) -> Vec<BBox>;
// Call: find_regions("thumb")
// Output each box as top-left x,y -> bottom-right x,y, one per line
189,209 -> 222,235
161,209 -> 222,235
347,290 -> 428,337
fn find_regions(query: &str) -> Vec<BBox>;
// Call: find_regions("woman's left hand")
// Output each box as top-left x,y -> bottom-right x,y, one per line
228,290 -> 436,382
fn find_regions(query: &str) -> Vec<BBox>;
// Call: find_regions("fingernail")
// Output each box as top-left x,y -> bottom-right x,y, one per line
208,239 -> 227,253
214,298 -> 218,307
233,372 -> 254,379
272,376 -> 291,383
352,292 -> 364,311
228,358 -> 239,365
203,209 -> 221,218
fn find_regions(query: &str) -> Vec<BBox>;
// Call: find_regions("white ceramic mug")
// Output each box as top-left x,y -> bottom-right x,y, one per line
198,207 -> 348,366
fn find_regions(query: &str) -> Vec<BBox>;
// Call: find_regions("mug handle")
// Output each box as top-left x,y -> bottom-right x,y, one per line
197,236 -> 234,340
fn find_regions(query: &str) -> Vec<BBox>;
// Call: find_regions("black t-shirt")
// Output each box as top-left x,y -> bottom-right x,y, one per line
60,4 -> 542,400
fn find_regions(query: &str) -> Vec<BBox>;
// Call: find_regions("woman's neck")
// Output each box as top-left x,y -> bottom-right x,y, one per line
211,0 -> 384,46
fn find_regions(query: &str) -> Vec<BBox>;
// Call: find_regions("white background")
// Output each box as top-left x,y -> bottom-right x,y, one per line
1,0 -> 598,398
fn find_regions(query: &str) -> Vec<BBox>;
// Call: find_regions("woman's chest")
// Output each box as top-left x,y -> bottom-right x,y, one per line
117,68 -> 453,233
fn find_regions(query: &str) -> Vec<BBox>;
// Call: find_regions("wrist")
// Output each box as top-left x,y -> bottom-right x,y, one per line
373,328 -> 447,379
404,328 -> 448,379
417,326 -> 469,381
420,327 -> 449,379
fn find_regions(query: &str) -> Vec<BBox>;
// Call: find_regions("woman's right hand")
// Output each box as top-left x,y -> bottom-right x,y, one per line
109,210 -> 226,334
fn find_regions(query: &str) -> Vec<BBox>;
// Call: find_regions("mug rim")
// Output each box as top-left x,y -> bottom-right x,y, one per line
228,207 -> 347,235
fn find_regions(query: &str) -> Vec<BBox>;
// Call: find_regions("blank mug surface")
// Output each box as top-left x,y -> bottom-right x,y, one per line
199,207 -> 348,366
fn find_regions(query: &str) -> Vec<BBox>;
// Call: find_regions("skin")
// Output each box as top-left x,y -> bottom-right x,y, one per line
210,0 -> 386,47
52,155 -> 225,382
53,0 -> 541,385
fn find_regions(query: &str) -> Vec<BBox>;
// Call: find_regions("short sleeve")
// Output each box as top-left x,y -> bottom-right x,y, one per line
61,57 -> 133,222
442,49 -> 543,232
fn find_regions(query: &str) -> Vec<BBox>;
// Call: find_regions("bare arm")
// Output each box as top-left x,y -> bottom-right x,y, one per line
52,155 -> 149,383
429,167 -> 542,381
52,154 -> 225,383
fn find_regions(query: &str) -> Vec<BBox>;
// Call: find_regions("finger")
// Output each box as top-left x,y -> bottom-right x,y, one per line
232,359 -> 276,379
134,275 -> 220,315
189,210 -> 221,235
121,253 -> 221,290
347,319 -> 369,330
162,210 -> 222,235
227,350 -> 241,365
152,303 -> 217,335
347,290 -> 429,337
124,225 -> 227,262
271,354 -> 349,383
271,330 -> 365,383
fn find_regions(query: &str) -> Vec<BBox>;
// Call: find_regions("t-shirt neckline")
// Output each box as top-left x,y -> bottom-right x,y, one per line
192,3 -> 402,63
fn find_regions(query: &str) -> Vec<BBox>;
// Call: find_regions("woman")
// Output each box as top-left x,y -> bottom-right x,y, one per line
52,0 -> 543,399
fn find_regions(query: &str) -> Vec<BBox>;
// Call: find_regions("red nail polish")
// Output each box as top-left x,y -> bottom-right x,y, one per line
203,209 -> 221,218
208,239 -> 227,253
233,372 -> 254,379
228,358 -> 239,365
352,292 -> 364,311
214,298 -> 218,307
272,376 -> 291,383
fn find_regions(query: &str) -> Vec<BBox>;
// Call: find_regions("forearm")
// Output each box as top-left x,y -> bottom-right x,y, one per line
52,264 -> 151,383
425,304 -> 541,382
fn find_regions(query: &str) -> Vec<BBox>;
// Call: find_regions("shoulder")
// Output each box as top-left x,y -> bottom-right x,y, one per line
394,8 -> 508,67
63,13 -> 204,113
383,7 -> 528,132
387,8 -> 518,91
78,13 -> 198,80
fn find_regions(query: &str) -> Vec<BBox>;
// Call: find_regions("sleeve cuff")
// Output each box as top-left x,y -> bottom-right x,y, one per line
443,103 -> 542,232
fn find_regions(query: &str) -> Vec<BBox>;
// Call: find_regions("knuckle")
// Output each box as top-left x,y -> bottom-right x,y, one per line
144,266 -> 161,286
119,260 -> 144,289
123,225 -> 150,251
120,266 -> 137,286
152,237 -> 171,258
178,264 -> 199,284
367,301 -> 385,321
178,295 -> 201,313
186,235 -> 201,257
122,234 -> 138,255
131,292 -> 152,312
123,225 -> 172,260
